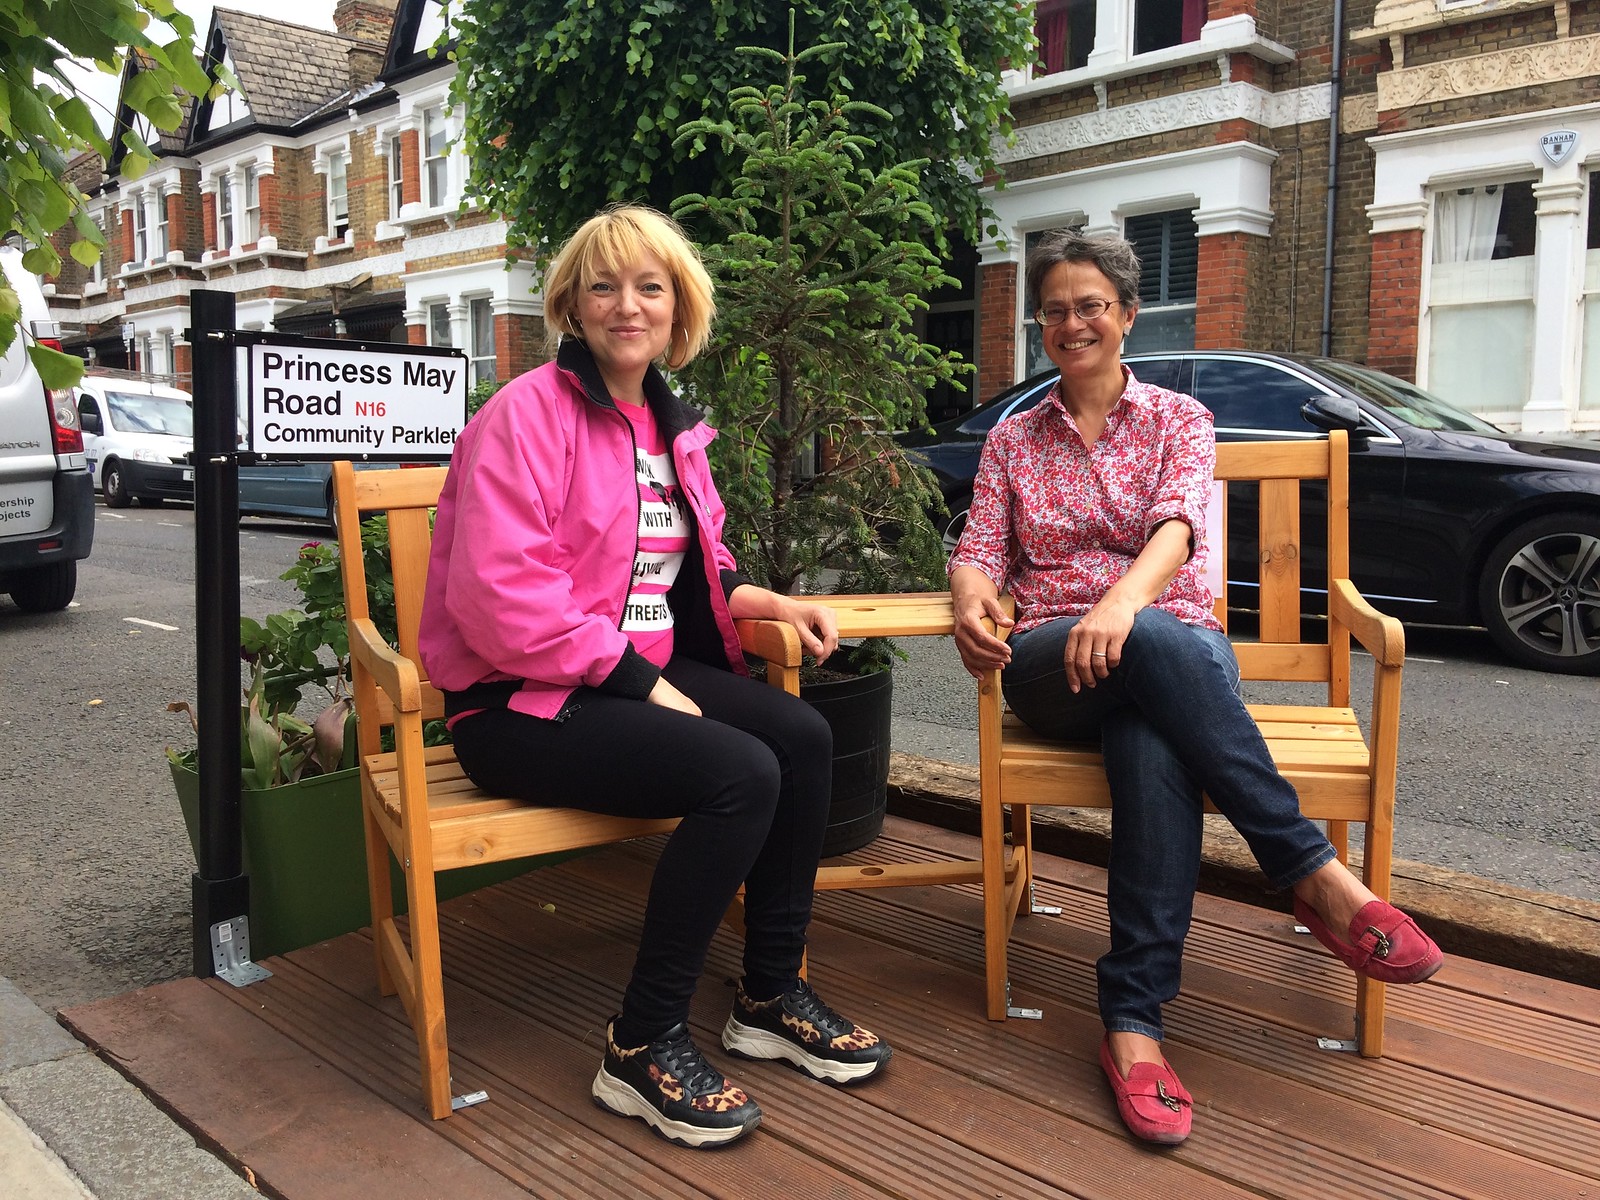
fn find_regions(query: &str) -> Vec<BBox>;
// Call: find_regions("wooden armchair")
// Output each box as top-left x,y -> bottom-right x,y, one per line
976,432 -> 1406,1056
329,465 -> 1002,1118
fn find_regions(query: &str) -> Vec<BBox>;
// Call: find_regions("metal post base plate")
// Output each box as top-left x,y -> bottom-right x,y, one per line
210,917 -> 271,987
452,1090 -> 489,1111
1316,1037 -> 1358,1052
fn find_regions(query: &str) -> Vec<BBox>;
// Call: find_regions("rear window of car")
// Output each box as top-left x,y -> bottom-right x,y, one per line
1188,359 -> 1326,433
105,392 -> 194,437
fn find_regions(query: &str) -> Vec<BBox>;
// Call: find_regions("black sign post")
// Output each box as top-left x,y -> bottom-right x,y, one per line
188,289 -> 251,980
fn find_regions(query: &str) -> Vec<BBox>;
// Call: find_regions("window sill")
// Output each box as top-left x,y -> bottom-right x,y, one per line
314,234 -> 356,254
1007,15 -> 1294,102
200,243 -> 309,270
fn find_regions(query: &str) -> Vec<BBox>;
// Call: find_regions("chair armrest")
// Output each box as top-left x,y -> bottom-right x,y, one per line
347,617 -> 423,712
736,618 -> 802,668
1328,578 -> 1405,669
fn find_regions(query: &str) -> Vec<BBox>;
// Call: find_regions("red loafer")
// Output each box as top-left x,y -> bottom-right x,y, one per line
1294,896 -> 1443,984
1099,1035 -> 1192,1145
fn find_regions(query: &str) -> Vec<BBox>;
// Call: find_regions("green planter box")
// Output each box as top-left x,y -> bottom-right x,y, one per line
170,759 -> 560,959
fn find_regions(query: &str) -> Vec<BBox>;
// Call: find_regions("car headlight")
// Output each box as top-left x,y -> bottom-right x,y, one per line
130,447 -> 174,463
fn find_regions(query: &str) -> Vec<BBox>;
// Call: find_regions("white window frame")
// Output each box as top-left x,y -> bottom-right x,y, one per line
423,106 -> 449,208
216,170 -> 234,249
468,296 -> 496,385
426,300 -> 452,348
388,135 -> 405,219
243,166 -> 261,243
132,200 -> 148,263
327,152 -> 350,240
153,191 -> 169,260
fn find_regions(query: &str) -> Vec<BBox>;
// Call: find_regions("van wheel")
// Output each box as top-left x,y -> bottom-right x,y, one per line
103,459 -> 132,508
8,561 -> 77,612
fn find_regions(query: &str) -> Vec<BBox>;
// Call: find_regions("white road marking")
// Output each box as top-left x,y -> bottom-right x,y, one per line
124,617 -> 180,631
239,576 -> 269,588
158,521 -> 183,528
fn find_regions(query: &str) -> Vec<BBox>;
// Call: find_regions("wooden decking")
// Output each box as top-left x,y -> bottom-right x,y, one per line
62,817 -> 1600,1199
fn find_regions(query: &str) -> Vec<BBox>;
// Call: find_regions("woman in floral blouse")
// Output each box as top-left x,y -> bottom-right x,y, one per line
947,229 -> 1442,1146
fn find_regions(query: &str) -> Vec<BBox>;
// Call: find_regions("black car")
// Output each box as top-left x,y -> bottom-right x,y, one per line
902,351 -> 1600,676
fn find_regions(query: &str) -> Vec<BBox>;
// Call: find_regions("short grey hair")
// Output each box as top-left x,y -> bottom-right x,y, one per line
1025,229 -> 1142,312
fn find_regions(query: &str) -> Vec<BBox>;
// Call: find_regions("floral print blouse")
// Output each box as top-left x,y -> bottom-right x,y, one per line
947,369 -> 1221,634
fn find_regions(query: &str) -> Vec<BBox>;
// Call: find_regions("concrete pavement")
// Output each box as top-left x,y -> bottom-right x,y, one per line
0,977 -> 256,1200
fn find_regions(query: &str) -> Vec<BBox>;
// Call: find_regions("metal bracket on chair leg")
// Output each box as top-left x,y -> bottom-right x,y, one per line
1005,981 -> 1043,1020
1315,1037 -> 1358,1053
451,1089 -> 489,1111
1028,882 -> 1062,917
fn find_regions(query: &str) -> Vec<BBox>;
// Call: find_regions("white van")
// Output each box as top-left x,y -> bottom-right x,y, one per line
76,376 -> 195,507
0,247 -> 94,611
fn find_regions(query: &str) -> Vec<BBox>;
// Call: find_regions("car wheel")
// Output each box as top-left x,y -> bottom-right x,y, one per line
102,459 -> 132,508
8,561 -> 77,612
941,494 -> 971,554
1477,513 -> 1600,675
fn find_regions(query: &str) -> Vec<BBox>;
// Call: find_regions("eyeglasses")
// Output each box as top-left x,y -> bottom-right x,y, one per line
1035,299 -> 1123,326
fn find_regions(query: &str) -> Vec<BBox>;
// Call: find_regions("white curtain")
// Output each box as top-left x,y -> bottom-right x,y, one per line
1434,186 -> 1504,263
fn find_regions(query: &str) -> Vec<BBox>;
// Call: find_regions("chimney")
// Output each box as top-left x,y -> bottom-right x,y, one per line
349,42 -> 384,89
332,0 -> 396,45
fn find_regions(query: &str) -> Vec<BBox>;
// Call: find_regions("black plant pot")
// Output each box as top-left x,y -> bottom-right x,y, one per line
800,659 -> 893,858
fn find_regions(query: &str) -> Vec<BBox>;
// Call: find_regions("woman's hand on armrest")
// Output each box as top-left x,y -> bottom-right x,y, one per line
728,585 -> 840,663
951,566 -> 1014,679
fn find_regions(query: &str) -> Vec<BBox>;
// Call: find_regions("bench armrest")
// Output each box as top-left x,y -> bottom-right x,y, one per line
1328,578 -> 1405,669
348,616 -> 423,713
736,618 -> 802,668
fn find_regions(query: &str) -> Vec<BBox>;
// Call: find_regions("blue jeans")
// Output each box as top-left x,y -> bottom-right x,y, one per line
1002,608 -> 1336,1042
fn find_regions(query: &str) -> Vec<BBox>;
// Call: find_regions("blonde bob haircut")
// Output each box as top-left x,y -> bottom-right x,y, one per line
543,204 -> 715,370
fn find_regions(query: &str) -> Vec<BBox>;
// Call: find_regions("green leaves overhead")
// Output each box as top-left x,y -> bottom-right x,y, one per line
450,0 -> 1033,261
0,0 -> 207,353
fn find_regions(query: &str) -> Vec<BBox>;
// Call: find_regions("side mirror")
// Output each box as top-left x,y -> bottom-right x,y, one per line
79,410 -> 102,435
1301,394 -> 1370,439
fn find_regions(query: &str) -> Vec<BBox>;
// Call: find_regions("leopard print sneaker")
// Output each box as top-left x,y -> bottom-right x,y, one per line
721,980 -> 891,1085
591,1019 -> 762,1149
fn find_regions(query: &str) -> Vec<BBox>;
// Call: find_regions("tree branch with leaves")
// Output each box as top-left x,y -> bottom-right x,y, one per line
450,0 -> 1033,261
0,0 -> 212,386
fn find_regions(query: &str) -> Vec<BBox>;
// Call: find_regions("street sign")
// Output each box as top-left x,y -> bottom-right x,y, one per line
237,332 -> 468,459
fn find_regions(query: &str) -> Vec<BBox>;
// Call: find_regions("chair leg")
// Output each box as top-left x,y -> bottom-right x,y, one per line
1355,975 -> 1386,1057
400,859 -> 453,1119
981,796 -> 1017,1021
361,801 -> 397,998
1327,819 -> 1350,865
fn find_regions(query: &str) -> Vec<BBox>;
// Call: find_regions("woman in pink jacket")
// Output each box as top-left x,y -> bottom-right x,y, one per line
420,205 -> 890,1149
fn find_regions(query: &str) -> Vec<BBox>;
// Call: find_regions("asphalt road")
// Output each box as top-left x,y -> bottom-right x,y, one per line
1,501 -> 1595,1019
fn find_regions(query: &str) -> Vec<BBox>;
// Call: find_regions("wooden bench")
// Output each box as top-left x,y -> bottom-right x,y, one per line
329,464 -> 1005,1119
972,430 -> 1405,1055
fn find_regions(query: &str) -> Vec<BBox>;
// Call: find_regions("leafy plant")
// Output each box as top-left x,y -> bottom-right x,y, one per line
671,26 -> 959,615
166,520 -> 411,789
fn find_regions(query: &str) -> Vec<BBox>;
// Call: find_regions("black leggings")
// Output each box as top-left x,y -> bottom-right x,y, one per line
450,656 -> 832,1042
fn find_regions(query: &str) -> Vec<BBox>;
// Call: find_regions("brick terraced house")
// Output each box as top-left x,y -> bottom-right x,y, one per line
39,0 -> 1600,437
44,0 -> 542,392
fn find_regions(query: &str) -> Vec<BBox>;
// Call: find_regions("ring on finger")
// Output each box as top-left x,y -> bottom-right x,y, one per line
1091,651 -> 1107,659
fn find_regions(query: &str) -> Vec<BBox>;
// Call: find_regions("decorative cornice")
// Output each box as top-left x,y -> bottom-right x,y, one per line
995,83 -> 1331,166
1366,199 -> 1431,233
1379,32 -> 1600,111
